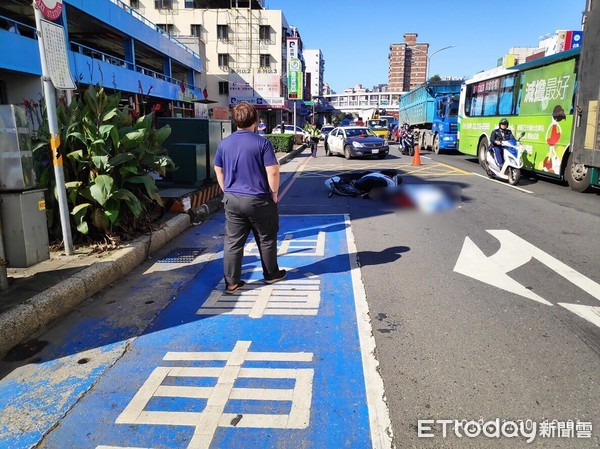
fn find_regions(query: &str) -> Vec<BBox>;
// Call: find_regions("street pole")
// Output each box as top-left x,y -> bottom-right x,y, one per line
293,101 -> 297,135
0,203 -> 8,290
408,45 -> 455,82
34,3 -> 74,255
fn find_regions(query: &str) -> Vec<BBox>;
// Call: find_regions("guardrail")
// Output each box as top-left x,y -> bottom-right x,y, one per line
0,14 -> 37,39
108,0 -> 201,60
71,41 -> 196,91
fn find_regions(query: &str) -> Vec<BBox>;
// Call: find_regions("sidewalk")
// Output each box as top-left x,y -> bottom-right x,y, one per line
0,144 -> 306,358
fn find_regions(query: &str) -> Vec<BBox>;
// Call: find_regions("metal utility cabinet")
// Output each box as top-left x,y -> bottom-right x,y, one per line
157,118 -> 232,185
0,190 -> 49,268
0,105 -> 49,268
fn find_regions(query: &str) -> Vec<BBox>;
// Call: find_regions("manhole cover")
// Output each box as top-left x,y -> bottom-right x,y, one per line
157,247 -> 206,264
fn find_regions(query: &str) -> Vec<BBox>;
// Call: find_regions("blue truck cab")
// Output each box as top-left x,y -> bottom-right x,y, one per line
432,92 -> 459,151
398,81 -> 462,153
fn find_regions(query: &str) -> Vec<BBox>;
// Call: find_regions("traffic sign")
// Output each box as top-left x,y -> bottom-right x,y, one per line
35,0 -> 62,21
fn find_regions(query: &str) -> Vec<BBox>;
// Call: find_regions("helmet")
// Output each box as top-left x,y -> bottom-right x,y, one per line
499,118 -> 509,126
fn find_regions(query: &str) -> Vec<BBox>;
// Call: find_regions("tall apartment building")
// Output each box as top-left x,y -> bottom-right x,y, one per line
388,33 -> 428,92
128,0 -> 295,126
303,49 -> 324,98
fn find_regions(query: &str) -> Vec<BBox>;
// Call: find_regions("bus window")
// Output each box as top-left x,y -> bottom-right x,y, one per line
498,74 -> 516,115
515,73 -> 524,115
483,91 -> 499,116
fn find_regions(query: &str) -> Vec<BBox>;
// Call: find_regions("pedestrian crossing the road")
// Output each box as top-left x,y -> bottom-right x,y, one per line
33,214 -> 391,449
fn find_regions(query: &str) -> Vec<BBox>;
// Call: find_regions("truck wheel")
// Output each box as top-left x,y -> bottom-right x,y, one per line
344,145 -> 352,160
433,135 -> 440,154
565,151 -> 592,192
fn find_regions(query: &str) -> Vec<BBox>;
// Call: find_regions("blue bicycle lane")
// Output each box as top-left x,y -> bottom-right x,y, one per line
37,214 -> 392,449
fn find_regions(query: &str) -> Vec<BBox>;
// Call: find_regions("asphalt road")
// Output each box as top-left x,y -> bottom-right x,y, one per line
279,142 -> 600,448
0,141 -> 598,449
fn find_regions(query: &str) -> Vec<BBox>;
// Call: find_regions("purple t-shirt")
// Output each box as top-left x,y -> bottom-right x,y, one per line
214,130 -> 278,196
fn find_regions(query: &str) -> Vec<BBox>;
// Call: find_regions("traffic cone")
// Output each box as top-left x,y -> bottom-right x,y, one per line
411,145 -> 421,166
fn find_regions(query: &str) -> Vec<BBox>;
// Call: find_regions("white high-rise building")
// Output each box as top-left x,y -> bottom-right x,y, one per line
303,49 -> 324,98
126,0 -> 294,125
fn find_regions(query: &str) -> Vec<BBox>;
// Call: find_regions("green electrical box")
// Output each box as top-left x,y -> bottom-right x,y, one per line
157,118 -> 232,186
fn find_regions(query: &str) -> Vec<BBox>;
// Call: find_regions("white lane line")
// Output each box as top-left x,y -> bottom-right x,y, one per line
344,214 -> 394,449
559,303 -> 600,329
471,172 -> 534,193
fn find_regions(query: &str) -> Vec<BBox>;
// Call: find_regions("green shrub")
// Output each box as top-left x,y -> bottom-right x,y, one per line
265,133 -> 294,152
32,85 -> 175,243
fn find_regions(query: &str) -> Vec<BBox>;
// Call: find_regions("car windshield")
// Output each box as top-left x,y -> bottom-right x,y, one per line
322,126 -> 334,131
345,128 -> 376,138
367,120 -> 387,129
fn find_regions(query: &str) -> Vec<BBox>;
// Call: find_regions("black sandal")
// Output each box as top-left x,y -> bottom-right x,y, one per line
224,280 -> 246,294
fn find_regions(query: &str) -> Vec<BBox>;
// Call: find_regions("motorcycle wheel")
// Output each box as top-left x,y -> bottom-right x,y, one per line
507,167 -> 521,185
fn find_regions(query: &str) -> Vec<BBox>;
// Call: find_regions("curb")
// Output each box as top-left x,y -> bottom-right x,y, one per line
0,214 -> 191,358
278,144 -> 307,165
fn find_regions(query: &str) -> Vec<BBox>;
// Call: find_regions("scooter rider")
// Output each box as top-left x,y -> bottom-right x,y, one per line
490,118 -> 515,168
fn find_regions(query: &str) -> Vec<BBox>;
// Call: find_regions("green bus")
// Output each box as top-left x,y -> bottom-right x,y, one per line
458,45 -> 600,192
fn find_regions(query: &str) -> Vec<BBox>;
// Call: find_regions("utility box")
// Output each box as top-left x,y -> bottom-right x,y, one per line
208,120 -> 232,181
158,118 -> 232,185
0,189 -> 49,267
167,143 -> 207,185
0,105 -> 36,191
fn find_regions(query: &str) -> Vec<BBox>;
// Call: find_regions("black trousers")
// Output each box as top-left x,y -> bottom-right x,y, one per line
223,193 -> 280,285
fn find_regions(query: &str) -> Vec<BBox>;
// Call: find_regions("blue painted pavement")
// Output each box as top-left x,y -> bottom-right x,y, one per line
25,215 -> 377,448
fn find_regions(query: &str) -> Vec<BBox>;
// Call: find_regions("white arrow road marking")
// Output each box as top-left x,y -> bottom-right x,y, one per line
454,236 -> 552,305
558,303 -> 600,329
454,230 -> 600,306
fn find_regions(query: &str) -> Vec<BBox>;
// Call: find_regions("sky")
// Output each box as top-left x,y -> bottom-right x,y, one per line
265,0 -> 586,93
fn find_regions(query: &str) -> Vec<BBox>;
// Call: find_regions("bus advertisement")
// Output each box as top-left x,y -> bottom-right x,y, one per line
458,1 -> 600,193
457,49 -> 586,186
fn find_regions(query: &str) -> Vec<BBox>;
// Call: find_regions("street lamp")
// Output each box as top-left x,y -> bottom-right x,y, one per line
408,45 -> 456,82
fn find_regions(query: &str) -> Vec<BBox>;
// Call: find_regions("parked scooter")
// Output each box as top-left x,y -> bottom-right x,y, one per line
482,132 -> 530,185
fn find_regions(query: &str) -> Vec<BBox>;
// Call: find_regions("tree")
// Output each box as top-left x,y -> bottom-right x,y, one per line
428,74 -> 442,82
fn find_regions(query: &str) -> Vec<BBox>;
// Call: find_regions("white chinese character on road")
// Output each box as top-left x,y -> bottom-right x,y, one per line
246,232 -> 326,257
198,269 -> 321,318
110,341 -> 314,449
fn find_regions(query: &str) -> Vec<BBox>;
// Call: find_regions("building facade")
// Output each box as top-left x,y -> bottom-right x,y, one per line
128,0 -> 300,128
303,49 -> 324,99
0,0 -> 205,120
324,90 -> 403,121
388,33 -> 428,91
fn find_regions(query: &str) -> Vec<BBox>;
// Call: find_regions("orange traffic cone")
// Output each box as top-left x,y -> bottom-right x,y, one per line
411,145 -> 421,166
